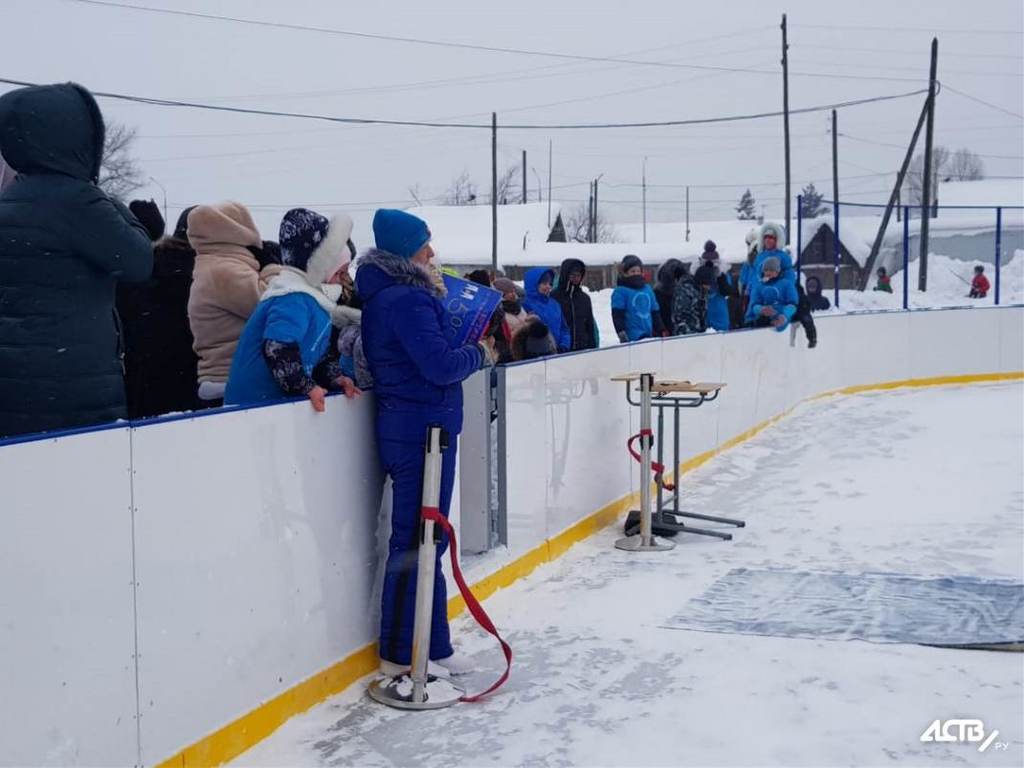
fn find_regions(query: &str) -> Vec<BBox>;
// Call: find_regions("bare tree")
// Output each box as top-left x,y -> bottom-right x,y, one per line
488,165 -> 518,205
562,203 -> 617,243
904,145 -> 951,206
948,147 -> 985,181
441,170 -> 478,205
97,121 -> 144,199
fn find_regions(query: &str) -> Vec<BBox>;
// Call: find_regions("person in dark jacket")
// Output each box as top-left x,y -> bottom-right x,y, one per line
611,254 -> 663,342
694,242 -> 734,331
793,278 -> 819,348
465,269 -> 492,287
0,82 -> 153,439
116,207 -> 201,419
672,264 -> 706,336
522,267 -> 571,352
654,259 -> 686,335
511,317 -> 558,360
356,209 -> 494,678
551,258 -> 598,351
805,275 -> 831,312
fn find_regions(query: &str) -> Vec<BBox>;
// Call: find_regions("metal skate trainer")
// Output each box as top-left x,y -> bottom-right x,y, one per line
368,426 -> 466,709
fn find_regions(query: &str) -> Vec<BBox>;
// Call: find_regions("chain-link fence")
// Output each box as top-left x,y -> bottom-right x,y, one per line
796,197 -> 1023,311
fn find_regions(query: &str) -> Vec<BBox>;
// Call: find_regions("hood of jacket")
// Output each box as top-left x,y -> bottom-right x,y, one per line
187,202 -> 262,256
556,258 -> 586,292
757,221 -> 787,253
0,82 -> 104,182
656,259 -> 686,292
354,247 -> 438,303
524,267 -> 556,301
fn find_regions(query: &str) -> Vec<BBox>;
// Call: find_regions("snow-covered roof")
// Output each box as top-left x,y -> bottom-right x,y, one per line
406,202 -> 561,265
935,178 -> 1024,207
616,219 -> 760,264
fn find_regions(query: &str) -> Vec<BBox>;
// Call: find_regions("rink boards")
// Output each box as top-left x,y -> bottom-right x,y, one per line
0,305 -> 1021,767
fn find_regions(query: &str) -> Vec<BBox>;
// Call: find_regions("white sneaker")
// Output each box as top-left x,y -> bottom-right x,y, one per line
378,658 -> 451,679
434,652 -> 475,676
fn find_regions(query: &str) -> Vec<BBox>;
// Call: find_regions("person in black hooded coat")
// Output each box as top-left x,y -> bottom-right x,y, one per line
116,207 -> 201,419
654,259 -> 686,335
551,257 -> 598,351
0,82 -> 153,439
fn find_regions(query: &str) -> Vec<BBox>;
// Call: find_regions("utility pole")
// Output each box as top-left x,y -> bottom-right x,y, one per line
532,168 -> 542,203
148,176 -> 167,225
491,112 -> 498,274
919,37 -> 938,292
588,182 -> 595,243
642,157 -> 648,244
547,141 -> 553,227
522,150 -> 527,204
781,13 -> 792,243
685,186 -> 691,242
832,109 -> 840,308
593,175 -> 602,242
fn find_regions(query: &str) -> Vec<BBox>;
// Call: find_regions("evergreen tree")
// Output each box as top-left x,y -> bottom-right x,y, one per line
799,182 -> 827,218
735,189 -> 756,220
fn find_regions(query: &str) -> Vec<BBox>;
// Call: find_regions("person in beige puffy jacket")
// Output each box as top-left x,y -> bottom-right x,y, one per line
187,202 -> 281,406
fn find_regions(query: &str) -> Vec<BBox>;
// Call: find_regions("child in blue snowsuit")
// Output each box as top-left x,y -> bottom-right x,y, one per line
611,254 -> 664,342
356,209 -> 494,677
522,266 -> 572,352
225,208 -> 359,408
746,256 -> 799,332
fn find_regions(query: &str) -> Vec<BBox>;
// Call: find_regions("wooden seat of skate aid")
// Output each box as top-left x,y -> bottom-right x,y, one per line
610,373 -> 726,401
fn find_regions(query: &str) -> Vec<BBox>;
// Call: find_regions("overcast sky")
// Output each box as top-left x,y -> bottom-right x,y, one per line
3,0 -> 1022,244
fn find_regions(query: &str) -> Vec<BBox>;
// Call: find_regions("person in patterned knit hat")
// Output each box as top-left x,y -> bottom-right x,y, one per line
224,207 -> 360,409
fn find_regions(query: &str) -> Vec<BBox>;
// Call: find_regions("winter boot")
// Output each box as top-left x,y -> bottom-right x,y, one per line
434,651 -> 476,676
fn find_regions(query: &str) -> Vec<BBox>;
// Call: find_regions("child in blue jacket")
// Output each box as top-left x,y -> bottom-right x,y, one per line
225,208 -> 360,409
746,256 -> 799,332
522,266 -> 571,352
611,254 -> 663,342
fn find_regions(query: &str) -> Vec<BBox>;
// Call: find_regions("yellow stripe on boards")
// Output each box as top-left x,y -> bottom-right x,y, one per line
155,370 -> 1023,768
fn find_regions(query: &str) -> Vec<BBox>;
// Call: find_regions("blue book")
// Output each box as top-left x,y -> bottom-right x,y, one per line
440,274 -> 502,346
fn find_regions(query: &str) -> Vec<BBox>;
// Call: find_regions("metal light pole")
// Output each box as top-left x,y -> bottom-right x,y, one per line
149,176 -> 167,225
532,167 -> 543,204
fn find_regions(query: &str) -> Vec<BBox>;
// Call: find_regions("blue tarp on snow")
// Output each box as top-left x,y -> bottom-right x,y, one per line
663,568 -> 1024,647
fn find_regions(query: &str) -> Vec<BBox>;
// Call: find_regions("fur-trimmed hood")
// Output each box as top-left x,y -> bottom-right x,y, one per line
355,247 -> 439,303
757,222 -> 787,253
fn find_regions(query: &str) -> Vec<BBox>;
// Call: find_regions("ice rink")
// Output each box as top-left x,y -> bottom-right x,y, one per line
236,382 -> 1024,767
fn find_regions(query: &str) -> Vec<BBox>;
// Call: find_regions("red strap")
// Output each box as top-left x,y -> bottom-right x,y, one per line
422,506 -> 512,702
626,429 -> 676,491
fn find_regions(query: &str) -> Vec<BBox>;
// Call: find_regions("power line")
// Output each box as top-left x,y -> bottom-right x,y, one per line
793,43 -> 1024,61
942,84 -> 1024,120
841,132 -> 1024,160
792,22 -> 1024,35
64,0 -> 930,84
0,76 -> 929,130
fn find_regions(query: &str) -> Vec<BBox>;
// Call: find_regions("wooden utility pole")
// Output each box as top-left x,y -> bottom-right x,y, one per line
588,182 -> 595,243
522,149 -> 527,204
781,13 -> 792,243
593,176 -> 601,242
491,112 -> 498,273
642,157 -> 648,244
919,37 -> 938,291
547,140 -> 553,228
685,186 -> 691,242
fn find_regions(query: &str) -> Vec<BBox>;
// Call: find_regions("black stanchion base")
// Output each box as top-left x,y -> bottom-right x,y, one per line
623,510 -> 680,538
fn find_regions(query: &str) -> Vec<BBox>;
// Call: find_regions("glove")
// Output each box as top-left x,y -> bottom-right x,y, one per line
249,240 -> 282,271
617,331 -> 628,343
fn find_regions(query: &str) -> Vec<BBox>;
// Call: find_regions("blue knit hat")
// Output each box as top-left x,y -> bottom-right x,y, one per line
373,208 -> 431,260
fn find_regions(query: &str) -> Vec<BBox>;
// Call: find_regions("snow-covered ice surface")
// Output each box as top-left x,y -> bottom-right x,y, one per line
235,383 -> 1024,768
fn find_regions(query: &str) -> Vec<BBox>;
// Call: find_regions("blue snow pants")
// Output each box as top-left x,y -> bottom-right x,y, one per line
378,433 -> 458,665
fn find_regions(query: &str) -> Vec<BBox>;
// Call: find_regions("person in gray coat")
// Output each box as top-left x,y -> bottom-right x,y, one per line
0,82 -> 153,439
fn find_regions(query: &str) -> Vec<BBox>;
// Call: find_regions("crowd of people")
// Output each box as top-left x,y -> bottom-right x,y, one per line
0,81 -> 833,444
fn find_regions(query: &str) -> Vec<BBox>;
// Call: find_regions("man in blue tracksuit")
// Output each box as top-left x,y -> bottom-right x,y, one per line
522,266 -> 571,352
745,256 -> 799,332
611,254 -> 663,342
356,209 -> 494,678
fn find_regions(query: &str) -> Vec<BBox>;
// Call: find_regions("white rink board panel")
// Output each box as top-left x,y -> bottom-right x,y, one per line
130,398 -> 384,766
908,307 -> 1002,380
542,346 -> 633,540
0,428 -> 138,767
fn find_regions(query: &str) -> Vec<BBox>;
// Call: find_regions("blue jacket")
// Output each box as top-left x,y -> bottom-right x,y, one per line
522,267 -> 571,352
611,280 -> 660,341
739,261 -> 757,296
746,275 -> 799,330
224,292 -> 333,406
706,272 -> 732,332
754,248 -> 796,285
356,249 -> 483,440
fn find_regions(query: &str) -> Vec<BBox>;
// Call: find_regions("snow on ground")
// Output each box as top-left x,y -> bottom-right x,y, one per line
235,382 -> 1024,768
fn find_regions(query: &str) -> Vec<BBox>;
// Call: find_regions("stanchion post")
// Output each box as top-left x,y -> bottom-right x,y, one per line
368,426 -> 465,710
902,207 -> 910,311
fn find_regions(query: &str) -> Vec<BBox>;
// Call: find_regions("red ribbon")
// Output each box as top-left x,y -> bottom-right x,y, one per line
421,506 -> 512,702
627,429 -> 676,491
